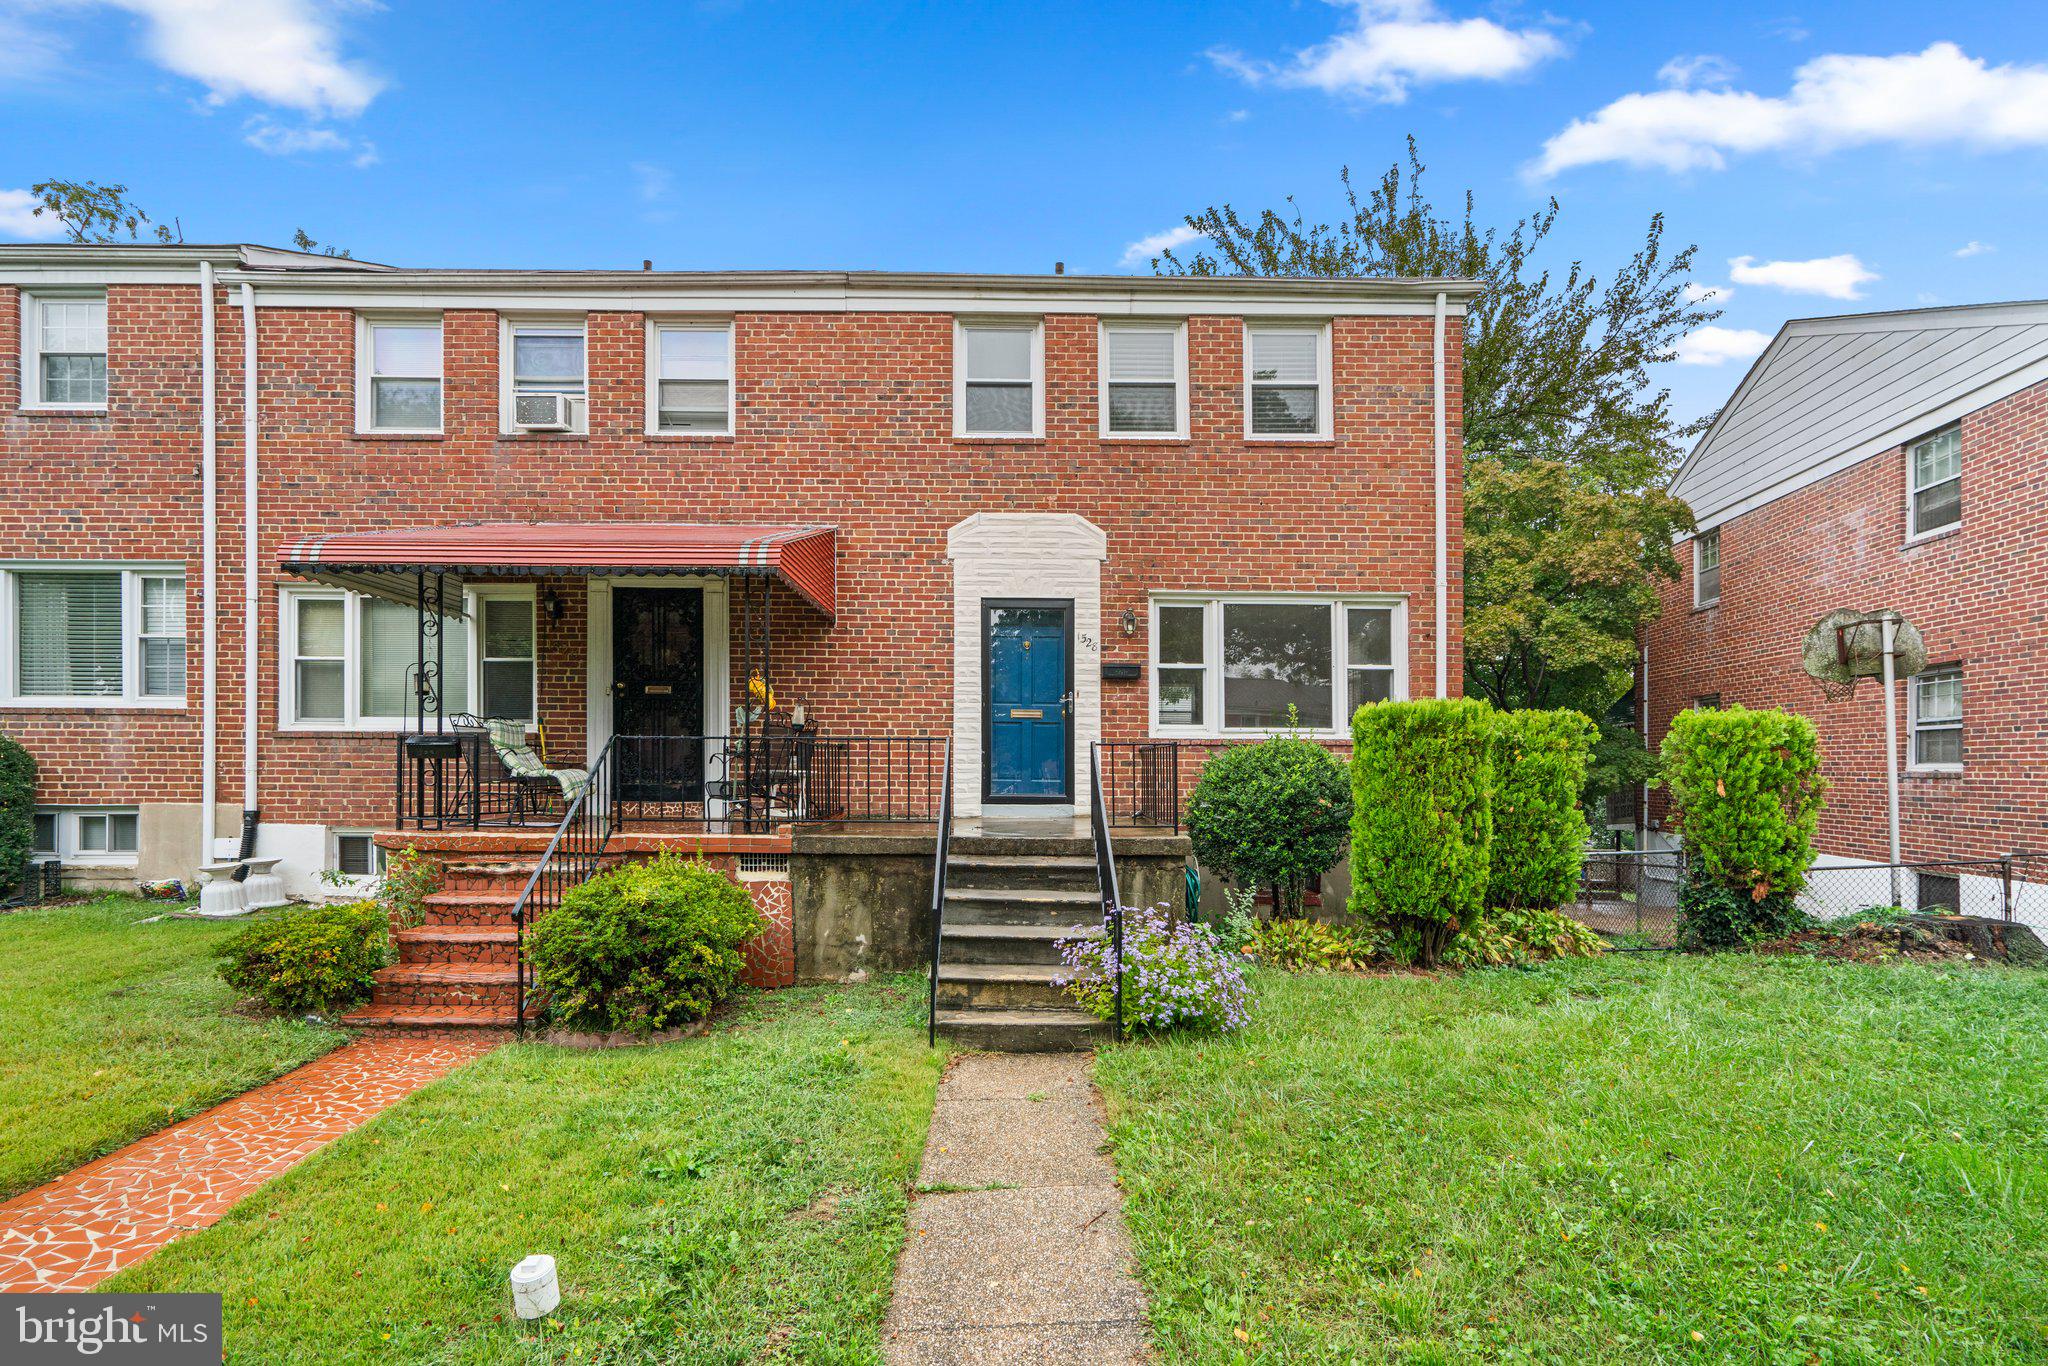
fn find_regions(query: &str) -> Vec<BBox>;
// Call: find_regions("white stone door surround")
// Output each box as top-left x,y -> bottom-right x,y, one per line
947,513 -> 1106,818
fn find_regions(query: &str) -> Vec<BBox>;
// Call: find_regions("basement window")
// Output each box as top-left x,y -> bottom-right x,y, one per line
331,831 -> 387,879
36,807 -> 139,864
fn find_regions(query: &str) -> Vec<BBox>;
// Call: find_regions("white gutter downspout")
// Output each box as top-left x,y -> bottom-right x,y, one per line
1432,291 -> 1449,698
199,263 -> 219,868
240,282 -> 259,827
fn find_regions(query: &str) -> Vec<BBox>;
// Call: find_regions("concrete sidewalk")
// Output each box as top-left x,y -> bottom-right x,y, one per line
883,1053 -> 1152,1364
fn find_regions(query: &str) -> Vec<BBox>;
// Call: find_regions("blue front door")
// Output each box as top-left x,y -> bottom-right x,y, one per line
984,601 -> 1072,802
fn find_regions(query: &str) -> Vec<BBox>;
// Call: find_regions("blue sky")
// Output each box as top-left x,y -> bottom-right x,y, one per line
2,1 -> 2045,425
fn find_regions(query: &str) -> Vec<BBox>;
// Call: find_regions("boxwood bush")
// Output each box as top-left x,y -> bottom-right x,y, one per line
1661,705 -> 1827,948
1488,708 -> 1597,911
1348,697 -> 1495,967
0,730 -> 36,894
526,853 -> 763,1035
216,902 -> 389,1016
1185,733 -> 1352,919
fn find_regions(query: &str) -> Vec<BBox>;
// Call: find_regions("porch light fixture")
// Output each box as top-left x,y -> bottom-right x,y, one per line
1120,608 -> 1138,637
510,1253 -> 560,1320
543,588 -> 565,624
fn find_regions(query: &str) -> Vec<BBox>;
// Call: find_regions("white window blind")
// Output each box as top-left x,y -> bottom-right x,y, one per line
1103,326 -> 1179,435
479,597 -> 535,721
1910,427 -> 1961,536
293,597 -> 347,722
654,326 -> 732,434
1248,327 -> 1323,436
365,321 -> 442,431
960,324 -> 1037,436
17,571 -> 122,696
361,597 -> 467,720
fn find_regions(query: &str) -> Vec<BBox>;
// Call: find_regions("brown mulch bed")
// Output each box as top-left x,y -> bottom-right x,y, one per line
1756,914 -> 2045,966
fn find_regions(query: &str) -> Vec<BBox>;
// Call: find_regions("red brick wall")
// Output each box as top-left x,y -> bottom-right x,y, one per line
1645,379 -> 2048,862
1,284 -> 1463,831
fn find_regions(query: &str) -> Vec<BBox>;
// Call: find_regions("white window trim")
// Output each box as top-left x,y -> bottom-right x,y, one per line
19,290 -> 109,414
1907,664 -> 1964,774
355,312 -> 444,435
953,317 -> 1044,440
643,318 -> 737,437
1693,531 -> 1721,609
1243,320 -> 1333,442
469,584 -> 538,726
1147,592 -> 1408,740
1098,320 -> 1189,441
1905,425 -> 1963,544
279,585 -> 534,733
36,806 -> 140,866
0,563 -> 185,709
499,315 -> 589,435
328,828 -> 387,886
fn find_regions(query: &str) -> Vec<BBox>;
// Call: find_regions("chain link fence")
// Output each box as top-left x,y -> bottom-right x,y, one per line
1565,848 -> 2048,949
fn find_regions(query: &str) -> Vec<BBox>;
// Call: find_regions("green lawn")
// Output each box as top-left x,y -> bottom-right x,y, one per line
0,895 -> 345,1200
111,979 -> 946,1364
1096,955 -> 2048,1363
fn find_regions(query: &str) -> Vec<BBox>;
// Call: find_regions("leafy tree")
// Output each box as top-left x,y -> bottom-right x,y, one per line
1155,141 -> 1710,801
29,180 -> 180,244
291,228 -> 352,259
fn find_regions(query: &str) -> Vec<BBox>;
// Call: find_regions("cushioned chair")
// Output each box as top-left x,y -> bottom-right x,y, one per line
483,717 -> 589,818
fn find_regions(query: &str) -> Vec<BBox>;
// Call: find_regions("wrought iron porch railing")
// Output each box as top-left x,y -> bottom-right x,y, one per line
1095,740 -> 1186,834
925,738 -> 954,1047
1089,744 -> 1126,1043
397,730 -> 951,834
508,736 -> 618,1035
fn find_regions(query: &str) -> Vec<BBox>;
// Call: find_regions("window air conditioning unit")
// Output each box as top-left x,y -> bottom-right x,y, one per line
513,392 -> 574,431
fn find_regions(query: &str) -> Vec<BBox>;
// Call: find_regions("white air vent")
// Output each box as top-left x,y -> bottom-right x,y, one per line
513,392 -> 573,431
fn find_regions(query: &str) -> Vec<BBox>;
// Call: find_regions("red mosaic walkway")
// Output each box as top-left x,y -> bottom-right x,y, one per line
0,1035 -> 495,1293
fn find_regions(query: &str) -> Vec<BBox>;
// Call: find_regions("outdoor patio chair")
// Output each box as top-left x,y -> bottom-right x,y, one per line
482,717 -> 590,820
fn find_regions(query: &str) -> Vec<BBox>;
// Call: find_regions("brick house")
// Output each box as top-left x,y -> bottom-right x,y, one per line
1644,299 -> 2048,902
1,242 -> 1472,1035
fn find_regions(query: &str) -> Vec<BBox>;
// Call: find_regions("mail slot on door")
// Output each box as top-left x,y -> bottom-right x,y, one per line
1008,708 -> 1044,719
644,684 -> 672,695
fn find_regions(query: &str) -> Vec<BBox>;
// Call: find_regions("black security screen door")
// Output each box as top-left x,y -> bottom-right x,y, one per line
613,586 -> 705,803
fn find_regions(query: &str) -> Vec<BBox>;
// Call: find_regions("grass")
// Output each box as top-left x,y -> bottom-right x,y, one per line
110,978 -> 946,1364
0,895 -> 345,1200
1096,955 -> 2048,1363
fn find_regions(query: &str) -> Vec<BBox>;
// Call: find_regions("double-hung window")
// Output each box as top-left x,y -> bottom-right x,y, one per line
504,320 -> 587,433
954,320 -> 1041,438
357,317 -> 442,432
1245,323 -> 1329,438
1694,530 -> 1721,607
3,566 -> 184,704
1150,596 -> 1404,737
1100,322 -> 1186,438
1908,426 -> 1961,538
283,587 -> 537,729
650,322 -> 734,434
23,294 -> 108,409
1909,665 -> 1963,770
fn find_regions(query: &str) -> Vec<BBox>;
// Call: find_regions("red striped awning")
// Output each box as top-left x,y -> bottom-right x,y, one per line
279,522 -> 838,617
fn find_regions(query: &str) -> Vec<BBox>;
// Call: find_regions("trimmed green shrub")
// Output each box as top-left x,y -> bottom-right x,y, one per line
1185,733 -> 1352,918
526,853 -> 763,1035
1349,697 -> 1495,967
1447,906 -> 1607,967
1488,708 -> 1597,911
1661,705 -> 1827,948
0,731 -> 35,892
216,902 -> 389,1016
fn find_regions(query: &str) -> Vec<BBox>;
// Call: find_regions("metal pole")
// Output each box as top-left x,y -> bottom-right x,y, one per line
1880,614 -> 1904,907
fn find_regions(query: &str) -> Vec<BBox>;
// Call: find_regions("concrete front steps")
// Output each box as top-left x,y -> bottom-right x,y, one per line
344,855 -> 545,1034
933,844 -> 1109,1051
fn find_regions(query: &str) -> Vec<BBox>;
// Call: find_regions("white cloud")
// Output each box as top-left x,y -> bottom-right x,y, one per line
1533,42 -> 2048,177
632,162 -> 674,204
243,114 -> 376,165
1211,0 -> 1563,104
1954,239 -> 1994,258
10,0 -> 381,117
1224,108 -> 1250,123
1683,282 -> 1732,304
1675,325 -> 1773,366
0,188 -> 69,240
1728,253 -> 1877,300
1121,224 -> 1202,267
1657,53 -> 1736,89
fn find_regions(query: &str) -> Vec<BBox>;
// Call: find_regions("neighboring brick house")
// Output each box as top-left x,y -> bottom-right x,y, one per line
1644,298 -> 2048,884
0,244 -> 1473,909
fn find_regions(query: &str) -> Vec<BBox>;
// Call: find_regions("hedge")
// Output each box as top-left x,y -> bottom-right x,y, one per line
1348,697 -> 1495,966
1487,708 -> 1596,911
0,731 -> 34,893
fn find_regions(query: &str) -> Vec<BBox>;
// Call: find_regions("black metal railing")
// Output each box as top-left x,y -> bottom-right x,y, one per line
398,730 -> 950,834
508,736 -> 618,1035
1096,740 -> 1185,833
1089,745 -> 1125,1042
925,738 -> 954,1047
